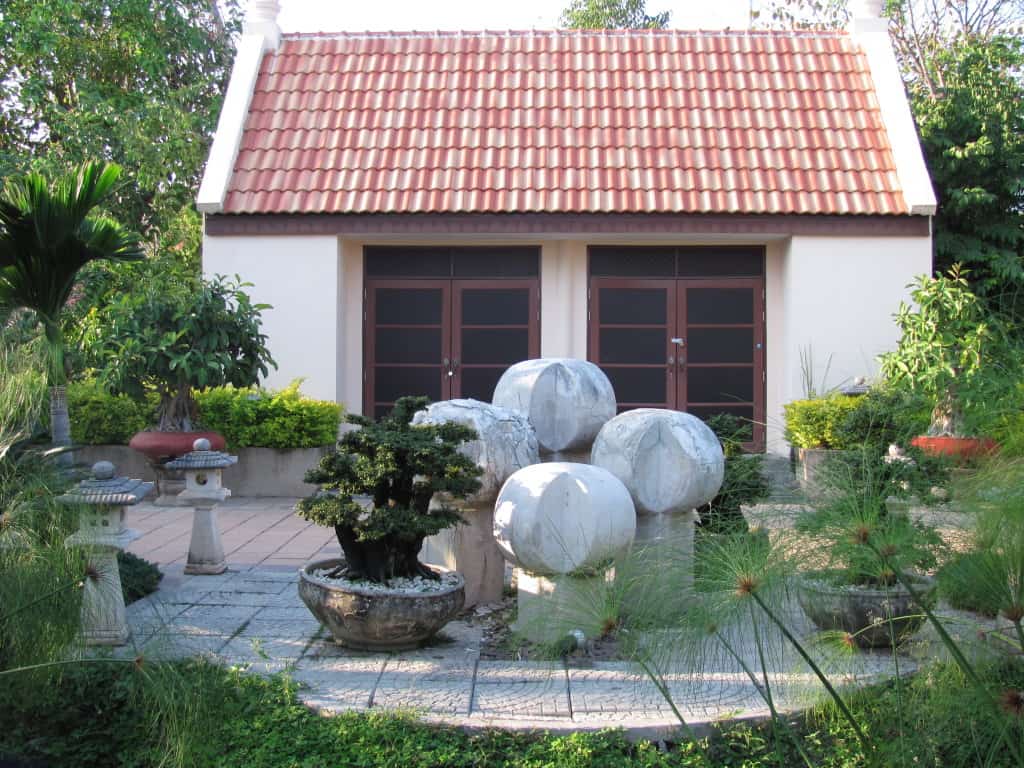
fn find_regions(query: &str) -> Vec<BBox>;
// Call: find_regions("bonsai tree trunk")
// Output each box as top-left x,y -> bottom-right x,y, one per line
332,525 -> 439,583
927,387 -> 964,438
157,386 -> 197,432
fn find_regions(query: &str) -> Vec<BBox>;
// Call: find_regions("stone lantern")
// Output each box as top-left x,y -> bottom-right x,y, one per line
59,461 -> 152,646
165,438 -> 237,575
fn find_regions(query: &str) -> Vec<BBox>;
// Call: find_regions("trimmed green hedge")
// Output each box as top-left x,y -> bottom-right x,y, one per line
783,394 -> 863,449
66,379 -> 341,450
67,379 -> 155,445
195,381 -> 341,449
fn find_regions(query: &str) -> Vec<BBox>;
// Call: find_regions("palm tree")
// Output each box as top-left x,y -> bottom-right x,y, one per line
0,161 -> 143,463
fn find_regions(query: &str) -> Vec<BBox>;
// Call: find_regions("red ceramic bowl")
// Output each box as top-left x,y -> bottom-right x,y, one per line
910,435 -> 998,462
129,430 -> 226,462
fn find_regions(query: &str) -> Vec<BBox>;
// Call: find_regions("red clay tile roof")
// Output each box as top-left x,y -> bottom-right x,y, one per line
223,30 -> 909,216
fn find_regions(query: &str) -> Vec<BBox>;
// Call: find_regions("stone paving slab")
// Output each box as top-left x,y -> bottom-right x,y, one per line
473,661 -> 570,719
373,658 -> 476,714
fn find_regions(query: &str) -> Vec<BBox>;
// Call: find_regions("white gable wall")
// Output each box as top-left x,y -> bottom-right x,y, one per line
201,234 -> 346,405
767,233 -> 932,453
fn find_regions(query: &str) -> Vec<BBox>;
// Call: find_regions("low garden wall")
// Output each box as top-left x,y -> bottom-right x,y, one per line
76,444 -> 331,498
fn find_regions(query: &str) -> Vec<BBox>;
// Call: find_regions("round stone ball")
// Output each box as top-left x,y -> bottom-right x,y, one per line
410,399 -> 539,501
493,462 -> 636,575
492,358 -> 616,453
590,409 -> 725,516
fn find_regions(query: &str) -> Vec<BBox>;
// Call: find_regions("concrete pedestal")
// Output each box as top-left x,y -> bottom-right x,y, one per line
152,464 -> 186,506
421,499 -> 504,607
513,569 -> 616,644
185,504 -> 227,575
623,511 -> 698,622
79,547 -> 132,645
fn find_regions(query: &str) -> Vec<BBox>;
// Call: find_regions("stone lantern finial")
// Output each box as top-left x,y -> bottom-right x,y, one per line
244,0 -> 282,51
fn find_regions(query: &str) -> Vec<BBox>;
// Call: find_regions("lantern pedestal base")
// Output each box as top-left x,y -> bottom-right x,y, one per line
76,544 -> 135,646
185,505 -> 227,575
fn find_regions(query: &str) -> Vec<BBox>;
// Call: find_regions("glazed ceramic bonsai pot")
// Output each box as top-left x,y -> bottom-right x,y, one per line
298,558 -> 465,651
797,571 -> 936,648
910,435 -> 997,462
129,430 -> 226,462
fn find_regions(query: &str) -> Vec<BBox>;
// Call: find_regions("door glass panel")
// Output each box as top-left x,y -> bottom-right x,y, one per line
590,247 -> 675,276
686,406 -> 755,441
687,366 -> 754,403
376,288 -> 443,325
375,328 -> 441,364
599,328 -> 665,364
374,366 -> 442,403
365,248 -> 451,277
461,328 -> 529,364
599,288 -> 667,325
687,328 -> 753,364
460,367 -> 505,402
453,248 -> 539,277
462,289 -> 529,325
686,288 -> 753,325
603,368 -> 666,405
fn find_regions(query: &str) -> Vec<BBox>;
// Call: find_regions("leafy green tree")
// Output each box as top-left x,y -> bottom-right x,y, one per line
80,275 -> 275,432
0,0 -> 238,251
297,398 -> 482,583
910,37 -> 1024,303
0,161 -> 143,457
560,0 -> 671,29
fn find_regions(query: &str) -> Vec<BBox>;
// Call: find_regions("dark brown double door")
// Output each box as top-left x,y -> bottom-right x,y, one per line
590,277 -> 765,448
365,279 -> 539,418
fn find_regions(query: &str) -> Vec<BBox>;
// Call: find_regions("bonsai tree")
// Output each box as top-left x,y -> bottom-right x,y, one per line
880,265 -> 1012,438
82,274 -> 275,432
0,162 -> 143,457
297,397 -> 482,583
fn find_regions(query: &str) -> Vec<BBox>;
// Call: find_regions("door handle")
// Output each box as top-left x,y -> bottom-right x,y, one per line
443,357 -> 452,377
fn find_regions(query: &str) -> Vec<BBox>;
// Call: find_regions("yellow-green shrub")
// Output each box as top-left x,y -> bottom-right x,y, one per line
783,395 -> 863,449
195,381 -> 341,450
66,379 -> 155,445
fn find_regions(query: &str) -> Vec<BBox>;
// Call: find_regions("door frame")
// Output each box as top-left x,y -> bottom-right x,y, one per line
587,265 -> 766,451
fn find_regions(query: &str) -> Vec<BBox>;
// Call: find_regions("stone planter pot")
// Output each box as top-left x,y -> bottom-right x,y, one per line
797,571 -> 936,648
298,558 -> 465,651
128,430 -> 226,462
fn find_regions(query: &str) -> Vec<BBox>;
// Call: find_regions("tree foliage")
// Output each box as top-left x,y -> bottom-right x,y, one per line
0,161 -> 142,384
911,36 -> 1024,302
0,0 -> 238,239
560,0 -> 671,29
297,397 -> 482,583
80,274 -> 275,432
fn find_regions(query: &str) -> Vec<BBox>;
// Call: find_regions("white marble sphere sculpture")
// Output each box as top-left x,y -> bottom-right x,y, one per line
492,358 -> 616,453
410,399 -> 539,501
590,409 -> 725,517
494,462 -> 636,575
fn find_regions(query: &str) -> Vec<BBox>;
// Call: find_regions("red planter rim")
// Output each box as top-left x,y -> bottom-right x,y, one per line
909,435 -> 998,460
129,430 -> 226,463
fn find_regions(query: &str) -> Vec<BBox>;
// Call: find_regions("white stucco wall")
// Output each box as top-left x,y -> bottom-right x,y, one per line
540,240 -> 588,359
201,234 -> 342,404
765,234 -> 932,453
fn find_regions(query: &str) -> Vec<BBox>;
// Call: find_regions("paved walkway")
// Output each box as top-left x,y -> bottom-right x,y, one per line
127,497 -> 336,569
119,498 -> 981,736
122,564 -> 908,737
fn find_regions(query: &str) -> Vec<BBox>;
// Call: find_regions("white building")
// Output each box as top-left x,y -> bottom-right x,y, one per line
199,0 -> 934,453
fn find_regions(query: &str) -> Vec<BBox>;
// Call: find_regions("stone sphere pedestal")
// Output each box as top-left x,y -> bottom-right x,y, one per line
494,462 -> 636,644
591,409 -> 724,620
412,399 -> 539,607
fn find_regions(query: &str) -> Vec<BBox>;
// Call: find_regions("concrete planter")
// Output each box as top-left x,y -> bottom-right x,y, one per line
797,571 -> 935,648
298,558 -> 465,651
75,445 -> 331,498
795,447 -> 846,498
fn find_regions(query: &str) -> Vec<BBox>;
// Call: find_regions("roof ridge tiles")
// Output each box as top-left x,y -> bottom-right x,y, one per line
279,28 -> 850,42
